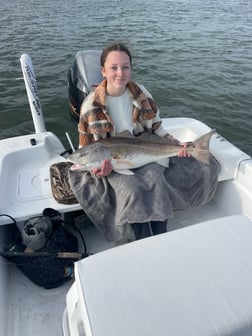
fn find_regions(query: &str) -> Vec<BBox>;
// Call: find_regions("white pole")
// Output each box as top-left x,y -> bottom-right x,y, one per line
20,54 -> 46,133
65,132 -> 75,152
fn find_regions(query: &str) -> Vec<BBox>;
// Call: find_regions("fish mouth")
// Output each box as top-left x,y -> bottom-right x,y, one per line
70,163 -> 83,171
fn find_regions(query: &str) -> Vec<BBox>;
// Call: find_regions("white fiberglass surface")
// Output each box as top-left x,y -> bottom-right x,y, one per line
7,264 -> 72,336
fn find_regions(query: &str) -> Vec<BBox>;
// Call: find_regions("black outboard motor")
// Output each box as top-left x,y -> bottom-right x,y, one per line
68,50 -> 103,121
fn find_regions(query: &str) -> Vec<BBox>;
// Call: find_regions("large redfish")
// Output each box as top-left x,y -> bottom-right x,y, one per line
68,130 -> 215,174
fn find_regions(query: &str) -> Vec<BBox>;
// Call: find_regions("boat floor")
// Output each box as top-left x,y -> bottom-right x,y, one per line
7,199 -> 227,336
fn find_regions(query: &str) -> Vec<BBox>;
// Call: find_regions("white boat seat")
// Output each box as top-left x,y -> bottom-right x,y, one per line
69,214 -> 252,336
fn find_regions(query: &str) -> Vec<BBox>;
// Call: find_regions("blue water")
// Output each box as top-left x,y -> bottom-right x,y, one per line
0,0 -> 252,154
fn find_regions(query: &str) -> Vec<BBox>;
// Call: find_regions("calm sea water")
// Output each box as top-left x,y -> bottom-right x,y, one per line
0,0 -> 252,154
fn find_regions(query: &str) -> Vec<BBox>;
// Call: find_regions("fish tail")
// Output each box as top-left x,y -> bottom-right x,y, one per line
191,130 -> 215,164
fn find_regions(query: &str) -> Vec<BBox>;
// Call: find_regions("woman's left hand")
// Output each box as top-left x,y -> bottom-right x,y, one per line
92,159 -> 113,177
177,143 -> 190,157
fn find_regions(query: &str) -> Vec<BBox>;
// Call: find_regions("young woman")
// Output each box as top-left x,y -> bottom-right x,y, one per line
74,43 -> 219,241
78,43 -> 179,151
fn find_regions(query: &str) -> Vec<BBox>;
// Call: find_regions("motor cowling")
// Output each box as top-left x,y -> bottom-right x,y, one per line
68,50 -> 103,121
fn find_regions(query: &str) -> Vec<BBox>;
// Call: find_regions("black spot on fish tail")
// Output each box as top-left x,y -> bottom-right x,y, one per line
191,129 -> 215,164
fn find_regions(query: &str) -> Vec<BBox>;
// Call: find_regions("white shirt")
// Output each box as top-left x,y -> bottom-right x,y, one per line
106,89 -> 133,135
107,89 -> 169,167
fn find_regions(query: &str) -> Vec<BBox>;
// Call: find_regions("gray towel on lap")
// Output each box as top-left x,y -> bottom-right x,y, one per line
69,155 -> 220,242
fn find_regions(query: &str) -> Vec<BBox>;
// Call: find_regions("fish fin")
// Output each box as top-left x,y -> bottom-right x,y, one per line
111,158 -> 135,169
191,129 -> 215,165
155,158 -> 170,168
111,158 -> 135,175
113,168 -> 135,175
191,149 -> 210,165
70,164 -> 83,171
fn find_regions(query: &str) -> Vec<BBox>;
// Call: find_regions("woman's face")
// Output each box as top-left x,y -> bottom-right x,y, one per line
101,51 -> 131,96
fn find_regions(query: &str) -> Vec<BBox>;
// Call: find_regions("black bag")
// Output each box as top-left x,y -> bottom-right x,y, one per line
6,208 -> 80,289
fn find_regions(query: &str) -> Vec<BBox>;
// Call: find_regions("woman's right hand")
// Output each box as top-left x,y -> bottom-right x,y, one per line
92,159 -> 113,177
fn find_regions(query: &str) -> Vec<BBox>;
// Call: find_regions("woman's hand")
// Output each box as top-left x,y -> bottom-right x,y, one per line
163,134 -> 190,157
177,143 -> 190,157
92,159 -> 113,177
